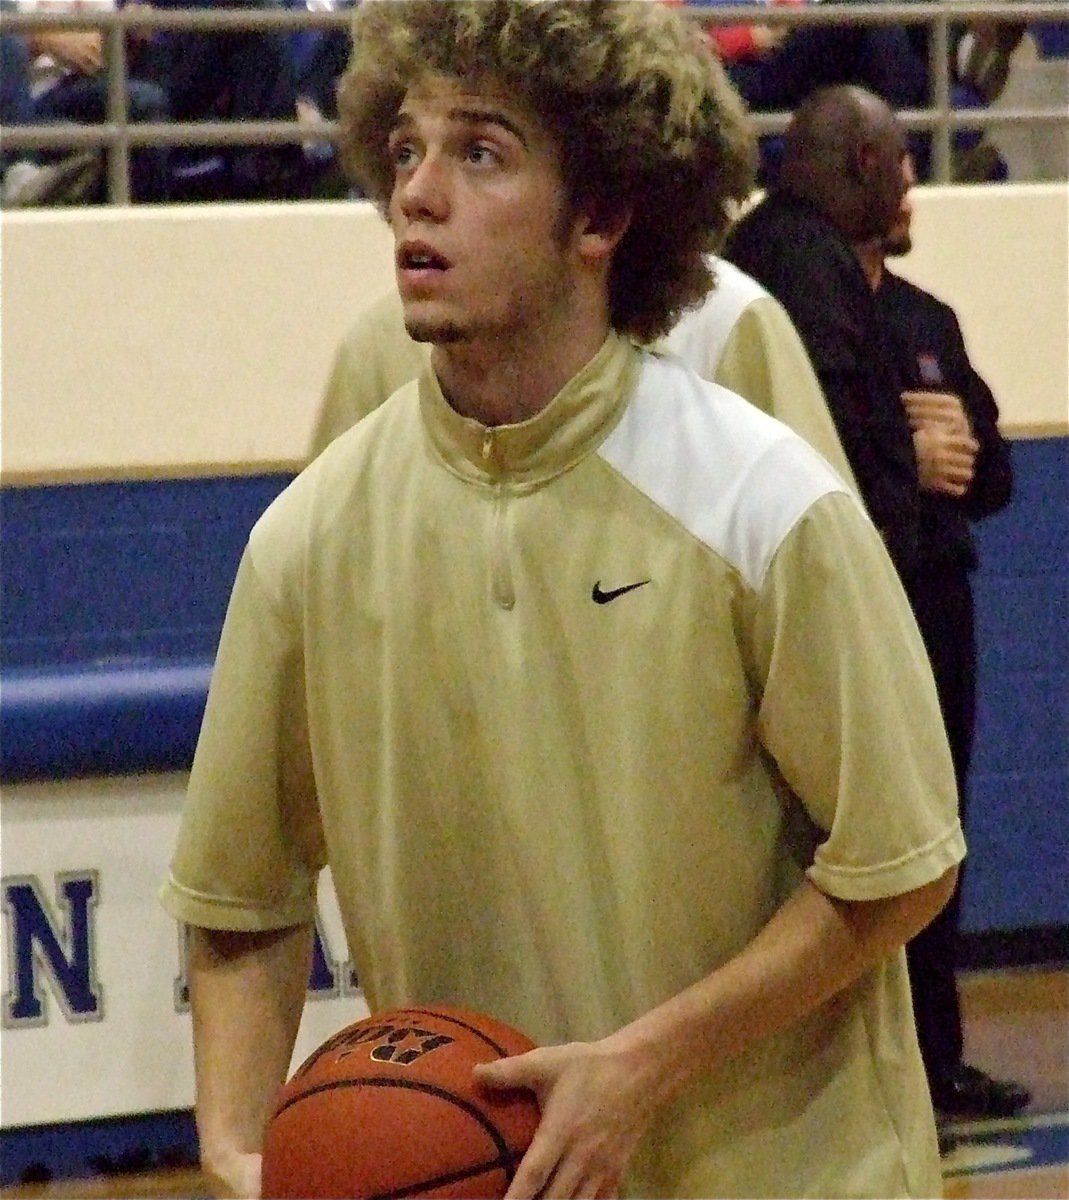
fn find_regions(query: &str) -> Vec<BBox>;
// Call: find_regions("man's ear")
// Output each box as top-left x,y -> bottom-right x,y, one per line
575,201 -> 633,264
854,141 -> 878,181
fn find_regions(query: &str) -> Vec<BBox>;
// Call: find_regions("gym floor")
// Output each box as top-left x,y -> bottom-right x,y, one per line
943,966 -> 1068,1200
2,967 -> 1066,1200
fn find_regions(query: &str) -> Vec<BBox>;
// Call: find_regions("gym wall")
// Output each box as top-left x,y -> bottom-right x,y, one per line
0,185 -> 1065,1164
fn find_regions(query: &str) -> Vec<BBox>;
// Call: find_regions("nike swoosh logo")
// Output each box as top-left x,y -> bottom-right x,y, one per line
591,579 -> 651,605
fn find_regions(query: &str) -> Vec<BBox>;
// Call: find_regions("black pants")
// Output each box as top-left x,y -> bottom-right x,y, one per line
904,567 -> 976,1079
139,0 -> 306,200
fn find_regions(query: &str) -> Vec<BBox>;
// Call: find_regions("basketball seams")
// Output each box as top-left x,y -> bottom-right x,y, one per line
273,1075 -> 519,1178
387,1008 -> 520,1059
368,1159 -> 513,1200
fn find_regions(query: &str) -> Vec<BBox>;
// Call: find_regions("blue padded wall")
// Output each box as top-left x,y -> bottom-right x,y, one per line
964,436 -> 1068,933
0,475 -> 292,780
1,476 -> 292,669
1,441 -> 1066,935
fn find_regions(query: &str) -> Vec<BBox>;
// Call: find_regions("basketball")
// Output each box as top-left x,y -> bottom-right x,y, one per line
260,1005 -> 542,1199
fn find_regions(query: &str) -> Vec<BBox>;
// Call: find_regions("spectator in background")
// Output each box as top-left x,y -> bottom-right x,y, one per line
0,21 -> 100,205
2,0 -> 353,203
685,0 -> 1005,182
2,0 -> 171,203
855,182 -> 1026,1130
138,0 -> 309,201
725,85 -> 1029,1139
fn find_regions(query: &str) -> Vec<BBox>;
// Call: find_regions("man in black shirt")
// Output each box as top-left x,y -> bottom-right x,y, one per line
856,190 -> 1025,1125
726,85 -> 1028,1127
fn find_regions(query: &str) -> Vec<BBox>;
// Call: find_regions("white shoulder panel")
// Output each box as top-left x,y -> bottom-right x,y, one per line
598,352 -> 853,590
660,257 -> 770,380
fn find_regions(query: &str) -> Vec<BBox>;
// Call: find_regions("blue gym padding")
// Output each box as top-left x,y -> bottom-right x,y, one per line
0,445 -> 1065,933
1,657 -> 214,782
1,473 -> 292,782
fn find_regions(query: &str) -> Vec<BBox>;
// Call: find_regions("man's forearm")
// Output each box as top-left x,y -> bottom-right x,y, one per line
606,869 -> 957,1108
188,922 -> 314,1194
480,869 -> 958,1199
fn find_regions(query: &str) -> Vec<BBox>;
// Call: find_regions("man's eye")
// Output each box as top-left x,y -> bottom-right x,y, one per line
391,142 -> 417,169
467,144 -> 498,166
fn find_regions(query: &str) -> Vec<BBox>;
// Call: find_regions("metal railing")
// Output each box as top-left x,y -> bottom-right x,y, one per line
1,1 -> 1066,203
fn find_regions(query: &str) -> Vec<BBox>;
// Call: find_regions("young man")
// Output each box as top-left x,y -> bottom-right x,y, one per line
160,5 -> 962,1197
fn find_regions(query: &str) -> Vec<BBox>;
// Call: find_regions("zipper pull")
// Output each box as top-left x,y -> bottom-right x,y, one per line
481,429 -> 493,462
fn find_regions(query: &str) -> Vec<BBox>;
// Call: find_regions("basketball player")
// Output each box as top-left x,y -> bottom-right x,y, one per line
160,3 -> 963,1196
309,264 -> 858,492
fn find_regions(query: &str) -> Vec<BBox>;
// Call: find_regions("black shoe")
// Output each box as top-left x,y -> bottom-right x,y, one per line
931,1062 -> 1032,1119
937,1121 -> 959,1157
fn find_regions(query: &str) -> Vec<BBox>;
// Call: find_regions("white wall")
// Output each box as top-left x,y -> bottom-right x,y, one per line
1,184 -> 1066,486
0,774 -> 363,1127
887,183 -> 1068,439
1,203 -> 395,483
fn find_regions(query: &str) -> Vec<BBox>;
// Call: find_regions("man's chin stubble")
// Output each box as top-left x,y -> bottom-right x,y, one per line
404,318 -> 468,345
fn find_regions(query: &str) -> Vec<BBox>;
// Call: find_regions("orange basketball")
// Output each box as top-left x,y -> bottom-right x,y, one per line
261,1005 -> 541,1199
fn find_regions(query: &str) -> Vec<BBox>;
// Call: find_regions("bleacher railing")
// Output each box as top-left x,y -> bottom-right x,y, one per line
1,1 -> 1066,203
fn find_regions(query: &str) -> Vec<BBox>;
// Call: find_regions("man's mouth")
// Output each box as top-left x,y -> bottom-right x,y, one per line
399,244 -> 450,271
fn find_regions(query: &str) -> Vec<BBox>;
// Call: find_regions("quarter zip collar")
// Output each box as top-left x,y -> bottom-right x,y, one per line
418,334 -> 640,491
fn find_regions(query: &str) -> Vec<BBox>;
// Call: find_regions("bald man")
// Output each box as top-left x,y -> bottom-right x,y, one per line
726,85 -> 1029,1134
724,85 -> 918,575
853,177 -> 1027,1128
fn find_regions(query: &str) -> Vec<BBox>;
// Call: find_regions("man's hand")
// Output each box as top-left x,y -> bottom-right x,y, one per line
903,390 -> 979,496
902,389 -> 972,437
475,1038 -> 660,1199
912,424 -> 979,496
28,30 -> 105,75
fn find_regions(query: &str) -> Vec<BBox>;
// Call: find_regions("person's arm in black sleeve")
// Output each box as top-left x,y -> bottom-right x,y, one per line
812,365 -> 921,572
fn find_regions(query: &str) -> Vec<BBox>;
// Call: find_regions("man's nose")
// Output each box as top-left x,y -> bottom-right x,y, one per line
397,152 -> 449,221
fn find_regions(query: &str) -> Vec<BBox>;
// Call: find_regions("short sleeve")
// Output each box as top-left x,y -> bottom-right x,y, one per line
159,549 -> 325,931
750,492 -> 966,900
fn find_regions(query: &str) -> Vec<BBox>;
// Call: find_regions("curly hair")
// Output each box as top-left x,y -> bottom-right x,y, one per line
337,0 -> 757,342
